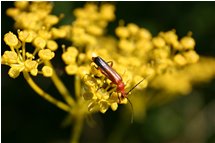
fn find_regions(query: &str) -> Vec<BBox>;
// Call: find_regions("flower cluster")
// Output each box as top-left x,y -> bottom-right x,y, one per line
2,30 -> 55,78
3,2 -> 215,143
115,24 -> 199,76
33,2 -> 201,113
81,62 -> 129,113
3,1 -> 215,119
7,1 -> 57,31
2,2 -> 74,79
71,3 -> 115,47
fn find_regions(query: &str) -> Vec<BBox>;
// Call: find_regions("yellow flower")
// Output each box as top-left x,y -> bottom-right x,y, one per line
24,59 -> 38,72
42,66 -> 53,77
127,23 -> 139,36
86,25 -> 103,36
180,36 -> 195,50
2,51 -> 18,64
14,1 -> 29,9
30,68 -> 38,76
38,49 -> 55,61
6,8 -> 20,18
8,67 -> 21,78
100,4 -> 115,21
44,15 -> 59,27
62,46 -> 79,64
18,30 -> 36,42
65,64 -> 78,75
115,26 -> 130,38
174,54 -> 187,66
47,40 -> 58,51
138,28 -> 152,40
152,37 -> 166,48
184,50 -> 199,64
51,27 -> 68,39
8,64 -> 25,78
4,32 -> 19,47
33,36 -> 46,49
160,30 -> 178,46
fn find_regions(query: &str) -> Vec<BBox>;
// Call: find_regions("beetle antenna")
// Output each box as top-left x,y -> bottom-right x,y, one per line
127,97 -> 134,123
126,79 -> 144,95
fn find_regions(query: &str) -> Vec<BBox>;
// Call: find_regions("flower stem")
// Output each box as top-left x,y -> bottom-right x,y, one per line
23,71 -> 70,112
70,111 -> 84,143
22,42 -> 26,60
45,61 -> 75,106
75,76 -> 81,99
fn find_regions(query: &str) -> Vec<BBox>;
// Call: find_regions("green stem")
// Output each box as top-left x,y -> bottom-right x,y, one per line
23,71 -> 70,112
107,111 -> 130,143
22,42 -> 26,60
45,61 -> 75,106
75,76 -> 81,99
70,111 -> 84,143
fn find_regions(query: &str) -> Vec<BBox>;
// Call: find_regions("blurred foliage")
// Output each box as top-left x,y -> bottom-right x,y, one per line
2,2 -> 215,143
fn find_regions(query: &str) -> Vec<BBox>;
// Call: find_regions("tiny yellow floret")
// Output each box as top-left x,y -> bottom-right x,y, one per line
30,68 -> 38,76
174,54 -> 187,66
42,66 -> 53,77
33,37 -> 46,49
115,26 -> 129,38
14,1 -> 29,9
8,64 -> 25,78
180,36 -> 195,50
184,50 -> 199,64
65,64 -> 78,75
47,40 -> 58,51
24,59 -> 38,72
152,37 -> 166,48
38,49 -> 55,61
2,51 -> 18,64
4,32 -> 19,47
18,30 -> 36,42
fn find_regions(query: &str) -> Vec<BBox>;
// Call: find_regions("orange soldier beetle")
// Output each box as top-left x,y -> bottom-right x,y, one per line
92,56 -> 144,122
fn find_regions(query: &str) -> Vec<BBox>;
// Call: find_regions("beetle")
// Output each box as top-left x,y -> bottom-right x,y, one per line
92,56 -> 144,100
92,56 -> 144,123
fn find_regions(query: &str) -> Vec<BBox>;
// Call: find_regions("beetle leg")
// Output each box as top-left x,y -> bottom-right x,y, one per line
107,61 -> 113,67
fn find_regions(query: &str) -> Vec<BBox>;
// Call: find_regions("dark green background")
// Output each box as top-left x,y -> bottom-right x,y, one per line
2,2 -> 215,143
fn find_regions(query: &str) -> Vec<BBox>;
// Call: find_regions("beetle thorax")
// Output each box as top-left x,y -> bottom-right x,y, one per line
117,82 -> 126,97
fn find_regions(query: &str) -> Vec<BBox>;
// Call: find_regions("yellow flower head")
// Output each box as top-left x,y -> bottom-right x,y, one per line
4,32 -> 19,47
38,49 -> 55,61
2,30 -> 57,78
42,66 -> 53,77
2,51 -> 18,64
